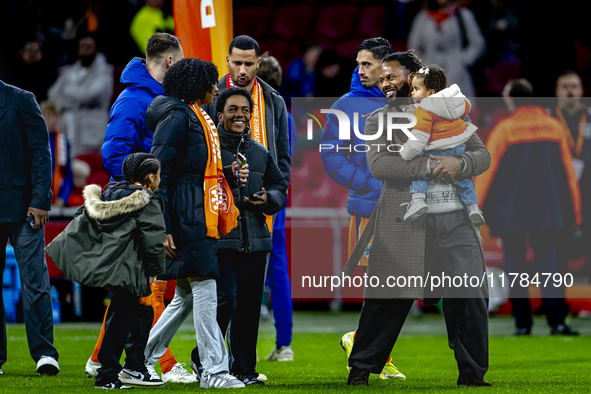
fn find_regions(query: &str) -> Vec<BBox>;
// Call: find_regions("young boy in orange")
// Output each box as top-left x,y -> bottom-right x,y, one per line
400,66 -> 484,226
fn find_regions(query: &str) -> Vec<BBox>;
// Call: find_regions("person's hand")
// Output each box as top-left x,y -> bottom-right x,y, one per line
232,162 -> 249,185
429,157 -> 438,173
430,155 -> 461,183
245,187 -> 267,206
164,234 -> 177,259
54,198 -> 65,209
27,207 -> 49,230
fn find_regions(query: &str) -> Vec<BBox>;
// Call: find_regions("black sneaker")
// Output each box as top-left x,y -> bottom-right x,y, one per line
119,369 -> 163,386
457,376 -> 492,387
347,367 -> 369,386
95,380 -> 134,389
551,324 -> 579,336
190,361 -> 202,382
236,374 -> 265,385
515,327 -> 531,336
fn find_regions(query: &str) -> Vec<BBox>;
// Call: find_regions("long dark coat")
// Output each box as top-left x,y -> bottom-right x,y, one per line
0,80 -> 52,223
147,96 -> 221,279
343,104 -> 491,299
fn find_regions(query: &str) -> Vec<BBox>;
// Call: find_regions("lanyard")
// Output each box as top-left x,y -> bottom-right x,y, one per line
556,103 -> 586,159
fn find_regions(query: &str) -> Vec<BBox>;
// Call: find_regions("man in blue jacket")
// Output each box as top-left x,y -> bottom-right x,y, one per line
320,38 -> 405,381
89,32 -> 193,384
0,80 -> 59,376
102,32 -> 183,181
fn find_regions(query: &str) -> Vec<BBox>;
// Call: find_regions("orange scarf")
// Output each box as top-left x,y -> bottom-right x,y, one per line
190,104 -> 239,238
51,130 -> 67,204
555,103 -> 586,159
227,74 -> 274,232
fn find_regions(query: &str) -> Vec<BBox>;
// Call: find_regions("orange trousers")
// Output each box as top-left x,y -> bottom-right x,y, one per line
91,281 -> 178,374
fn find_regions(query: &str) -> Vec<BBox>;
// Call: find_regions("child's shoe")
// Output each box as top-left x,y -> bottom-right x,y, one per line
467,204 -> 485,227
402,197 -> 429,222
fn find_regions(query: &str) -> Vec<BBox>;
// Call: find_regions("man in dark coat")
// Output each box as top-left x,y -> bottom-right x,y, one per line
342,51 -> 491,387
476,79 -> 582,336
0,80 -> 59,375
194,34 -> 291,378
212,87 -> 287,385
549,70 -> 591,259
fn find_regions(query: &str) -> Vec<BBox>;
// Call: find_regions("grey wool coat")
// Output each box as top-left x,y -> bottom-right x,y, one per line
342,104 -> 491,299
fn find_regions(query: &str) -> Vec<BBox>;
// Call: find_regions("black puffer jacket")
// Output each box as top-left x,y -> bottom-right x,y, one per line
146,95 -> 220,279
218,125 -> 287,253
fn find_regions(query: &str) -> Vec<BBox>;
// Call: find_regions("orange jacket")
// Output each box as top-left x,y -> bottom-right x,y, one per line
474,105 -> 582,226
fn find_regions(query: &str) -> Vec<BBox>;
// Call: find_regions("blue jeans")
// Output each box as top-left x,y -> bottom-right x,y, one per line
266,208 -> 293,347
409,144 -> 479,205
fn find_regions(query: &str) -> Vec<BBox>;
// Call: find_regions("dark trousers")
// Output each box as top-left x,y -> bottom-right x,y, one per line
349,211 -> 489,379
192,250 -> 268,377
96,287 -> 153,385
0,221 -> 58,368
501,230 -> 568,329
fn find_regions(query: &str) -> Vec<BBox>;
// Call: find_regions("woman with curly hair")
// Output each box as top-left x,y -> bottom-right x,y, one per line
143,58 -> 247,389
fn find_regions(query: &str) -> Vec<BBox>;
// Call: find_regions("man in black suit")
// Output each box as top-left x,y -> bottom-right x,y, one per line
0,80 -> 59,375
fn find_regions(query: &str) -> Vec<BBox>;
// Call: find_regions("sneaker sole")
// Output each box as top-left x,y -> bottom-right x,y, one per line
163,377 -> 198,384
120,378 -> 163,387
469,213 -> 485,227
404,206 -> 429,222
380,373 -> 406,380
37,364 -> 60,376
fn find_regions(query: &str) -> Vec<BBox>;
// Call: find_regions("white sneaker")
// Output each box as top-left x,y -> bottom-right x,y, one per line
146,366 -> 160,381
265,346 -> 294,361
468,206 -> 485,227
86,357 -> 101,378
37,355 -> 60,376
162,363 -> 198,383
120,369 -> 163,386
200,373 -> 245,388
402,199 -> 429,222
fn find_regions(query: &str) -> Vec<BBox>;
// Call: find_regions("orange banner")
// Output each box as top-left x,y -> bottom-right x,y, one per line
173,0 -> 233,75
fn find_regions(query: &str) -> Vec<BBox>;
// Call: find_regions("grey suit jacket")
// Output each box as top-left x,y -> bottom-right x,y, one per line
342,103 -> 490,299
0,80 -> 52,223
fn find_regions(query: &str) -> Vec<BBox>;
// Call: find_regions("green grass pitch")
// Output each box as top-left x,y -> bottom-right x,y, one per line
1,312 -> 589,393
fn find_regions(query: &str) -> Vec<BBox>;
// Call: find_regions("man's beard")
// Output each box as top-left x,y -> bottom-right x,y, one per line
80,54 -> 96,67
385,83 -> 411,107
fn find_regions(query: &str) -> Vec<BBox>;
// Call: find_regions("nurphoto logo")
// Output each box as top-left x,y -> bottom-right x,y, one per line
305,108 -> 419,153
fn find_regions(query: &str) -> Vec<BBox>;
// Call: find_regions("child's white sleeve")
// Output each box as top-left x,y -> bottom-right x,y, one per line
400,129 -> 430,161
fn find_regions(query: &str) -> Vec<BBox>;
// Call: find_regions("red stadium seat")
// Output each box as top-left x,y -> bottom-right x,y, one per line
76,153 -> 105,174
357,4 -> 386,38
335,40 -> 360,60
234,7 -> 271,39
486,59 -> 521,96
271,4 -> 314,39
258,39 -> 299,71
314,5 -> 357,39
